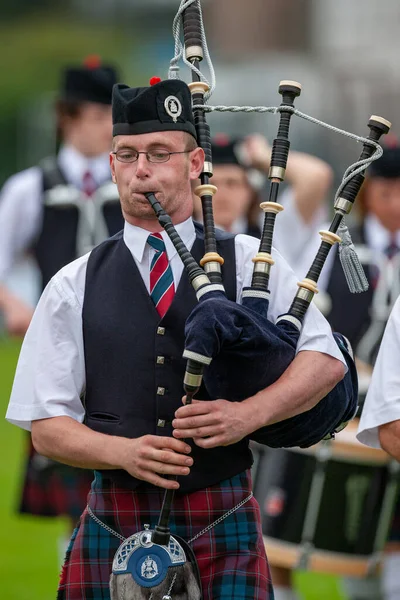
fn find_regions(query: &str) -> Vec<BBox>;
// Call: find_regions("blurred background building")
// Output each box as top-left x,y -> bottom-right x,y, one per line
2,0 -> 400,186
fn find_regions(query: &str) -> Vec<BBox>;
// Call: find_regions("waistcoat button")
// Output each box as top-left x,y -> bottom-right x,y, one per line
157,327 -> 165,335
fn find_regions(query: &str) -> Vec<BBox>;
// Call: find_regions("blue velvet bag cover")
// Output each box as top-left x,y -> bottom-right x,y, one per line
184,291 -> 358,448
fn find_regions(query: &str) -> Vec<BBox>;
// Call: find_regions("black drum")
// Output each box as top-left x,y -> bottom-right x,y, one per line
251,419 -> 400,577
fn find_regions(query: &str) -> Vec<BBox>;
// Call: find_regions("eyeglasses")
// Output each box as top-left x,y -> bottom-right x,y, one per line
112,149 -> 191,164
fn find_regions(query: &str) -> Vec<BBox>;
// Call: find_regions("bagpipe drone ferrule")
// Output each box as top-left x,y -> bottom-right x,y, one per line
334,197 -> 354,215
183,6 -> 223,287
260,201 -> 284,215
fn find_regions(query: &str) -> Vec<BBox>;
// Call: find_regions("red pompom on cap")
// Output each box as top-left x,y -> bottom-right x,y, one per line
213,133 -> 230,146
385,133 -> 399,149
149,76 -> 162,86
83,55 -> 102,70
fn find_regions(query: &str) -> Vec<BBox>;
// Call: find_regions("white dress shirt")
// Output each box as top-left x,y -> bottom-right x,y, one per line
0,145 -> 111,283
357,294 -> 400,448
6,217 -> 346,432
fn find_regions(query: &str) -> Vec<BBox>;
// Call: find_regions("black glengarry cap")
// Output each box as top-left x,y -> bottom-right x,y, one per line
61,55 -> 118,105
369,145 -> 400,179
112,78 -> 197,140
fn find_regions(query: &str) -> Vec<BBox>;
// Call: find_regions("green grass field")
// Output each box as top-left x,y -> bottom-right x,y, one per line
0,337 -> 346,599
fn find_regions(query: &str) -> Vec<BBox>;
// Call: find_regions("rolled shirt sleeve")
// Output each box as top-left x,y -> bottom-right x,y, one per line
357,295 -> 400,449
5,255 -> 89,431
0,167 -> 43,283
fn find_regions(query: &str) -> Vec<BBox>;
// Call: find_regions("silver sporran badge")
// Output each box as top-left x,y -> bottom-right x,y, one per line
141,555 -> 159,580
164,95 -> 182,123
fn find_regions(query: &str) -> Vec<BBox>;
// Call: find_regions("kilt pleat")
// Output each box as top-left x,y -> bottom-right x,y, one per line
58,469 -> 274,599
19,437 -> 93,519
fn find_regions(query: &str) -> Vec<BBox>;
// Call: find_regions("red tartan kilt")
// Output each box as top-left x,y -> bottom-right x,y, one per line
19,436 -> 93,519
58,469 -> 274,599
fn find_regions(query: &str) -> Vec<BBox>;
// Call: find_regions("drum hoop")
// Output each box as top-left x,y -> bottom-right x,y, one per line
263,536 -> 381,577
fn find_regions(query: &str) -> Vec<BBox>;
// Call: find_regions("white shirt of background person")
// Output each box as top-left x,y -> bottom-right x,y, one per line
357,294 -> 400,449
0,144 -> 111,291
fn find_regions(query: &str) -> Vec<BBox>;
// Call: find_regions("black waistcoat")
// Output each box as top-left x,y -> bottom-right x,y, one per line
82,225 -> 253,493
33,156 -> 124,290
326,225 -> 374,349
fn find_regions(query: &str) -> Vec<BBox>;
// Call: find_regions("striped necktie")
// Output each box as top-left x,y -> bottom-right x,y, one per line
82,170 -> 96,197
147,233 -> 175,318
385,234 -> 399,260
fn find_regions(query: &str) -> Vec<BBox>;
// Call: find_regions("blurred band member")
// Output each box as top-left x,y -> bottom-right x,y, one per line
0,56 -> 123,542
0,55 -> 123,337
357,295 -> 400,600
193,133 -> 333,276
352,145 -> 400,600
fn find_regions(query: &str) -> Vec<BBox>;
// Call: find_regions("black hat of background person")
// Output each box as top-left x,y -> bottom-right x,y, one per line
112,77 -> 197,139
61,55 -> 118,105
211,133 -> 267,190
368,141 -> 400,179
211,134 -> 241,166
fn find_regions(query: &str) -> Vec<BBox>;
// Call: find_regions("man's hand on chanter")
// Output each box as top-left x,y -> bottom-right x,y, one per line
172,398 -> 256,449
120,435 -> 193,489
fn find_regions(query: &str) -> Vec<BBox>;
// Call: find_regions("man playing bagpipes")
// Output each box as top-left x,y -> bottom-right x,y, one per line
5,77 -> 350,600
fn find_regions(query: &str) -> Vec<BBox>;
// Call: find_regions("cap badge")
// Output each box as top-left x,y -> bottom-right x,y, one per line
164,96 -> 182,123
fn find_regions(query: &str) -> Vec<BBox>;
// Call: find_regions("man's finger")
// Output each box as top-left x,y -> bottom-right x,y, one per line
193,435 -> 225,449
173,425 -> 221,439
181,396 -> 202,405
144,459 -> 191,477
141,471 -> 180,490
172,413 -> 217,430
175,401 -> 213,418
154,449 -> 193,467
153,436 -> 191,454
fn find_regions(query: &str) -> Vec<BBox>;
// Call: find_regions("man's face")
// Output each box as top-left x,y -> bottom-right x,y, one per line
365,178 -> 400,232
66,102 -> 113,156
110,131 -> 204,227
194,164 -> 252,231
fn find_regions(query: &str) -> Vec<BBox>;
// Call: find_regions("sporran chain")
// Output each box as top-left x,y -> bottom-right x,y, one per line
86,491 -> 253,545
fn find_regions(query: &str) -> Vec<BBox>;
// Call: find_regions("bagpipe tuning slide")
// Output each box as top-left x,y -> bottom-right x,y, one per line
200,252 -> 224,267
369,115 -> 391,131
297,278 -> 319,295
279,80 -> 302,96
260,202 -> 284,214
194,184 -> 217,197
188,81 -> 209,94
319,230 -> 341,245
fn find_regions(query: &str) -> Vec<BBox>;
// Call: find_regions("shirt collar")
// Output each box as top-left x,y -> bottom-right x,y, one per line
364,214 -> 400,252
58,144 -> 111,189
123,217 -> 196,264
